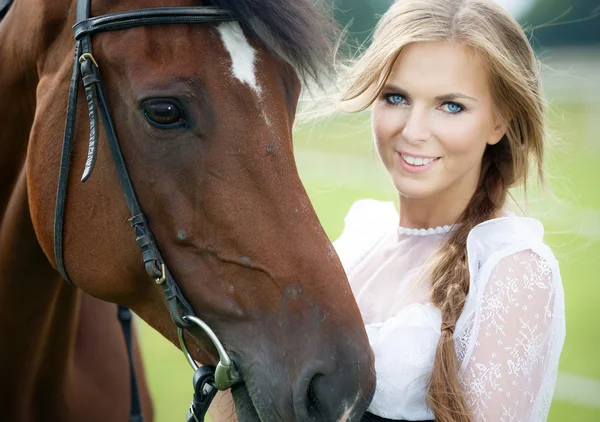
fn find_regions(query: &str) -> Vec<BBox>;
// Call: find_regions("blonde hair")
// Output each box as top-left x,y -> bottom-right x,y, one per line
338,1 -> 546,420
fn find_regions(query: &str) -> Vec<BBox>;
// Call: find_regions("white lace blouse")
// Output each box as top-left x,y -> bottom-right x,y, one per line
333,199 -> 566,421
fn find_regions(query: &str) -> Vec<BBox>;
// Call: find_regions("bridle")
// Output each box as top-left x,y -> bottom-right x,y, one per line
53,1 -> 243,421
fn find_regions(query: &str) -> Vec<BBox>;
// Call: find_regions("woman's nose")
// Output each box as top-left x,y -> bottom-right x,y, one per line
401,106 -> 432,144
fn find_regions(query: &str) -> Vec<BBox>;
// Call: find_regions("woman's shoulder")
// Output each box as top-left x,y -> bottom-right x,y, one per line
457,214 -> 564,344
333,199 -> 398,272
466,213 -> 555,267
464,213 -> 561,299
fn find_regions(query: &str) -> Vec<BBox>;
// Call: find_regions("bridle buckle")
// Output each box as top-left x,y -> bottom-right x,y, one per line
155,263 -> 166,284
78,52 -> 99,67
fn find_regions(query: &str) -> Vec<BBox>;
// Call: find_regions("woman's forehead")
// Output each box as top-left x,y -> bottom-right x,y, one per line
387,41 -> 490,97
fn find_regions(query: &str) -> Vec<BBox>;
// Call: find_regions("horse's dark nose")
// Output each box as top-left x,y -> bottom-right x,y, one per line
293,354 -> 374,421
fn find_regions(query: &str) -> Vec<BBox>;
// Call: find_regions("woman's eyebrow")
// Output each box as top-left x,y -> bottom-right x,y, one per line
382,83 -> 410,97
435,93 -> 478,102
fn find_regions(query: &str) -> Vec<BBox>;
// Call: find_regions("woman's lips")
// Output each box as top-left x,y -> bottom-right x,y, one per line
397,152 -> 441,173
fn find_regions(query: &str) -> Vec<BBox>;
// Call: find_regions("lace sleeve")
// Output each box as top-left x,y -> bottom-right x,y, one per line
460,248 -> 566,422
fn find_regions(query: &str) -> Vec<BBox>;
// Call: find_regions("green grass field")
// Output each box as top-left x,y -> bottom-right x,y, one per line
140,102 -> 600,421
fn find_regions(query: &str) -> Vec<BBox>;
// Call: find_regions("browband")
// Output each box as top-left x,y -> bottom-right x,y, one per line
73,7 -> 235,39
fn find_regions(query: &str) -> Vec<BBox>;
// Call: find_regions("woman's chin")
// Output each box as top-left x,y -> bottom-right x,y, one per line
392,179 -> 436,200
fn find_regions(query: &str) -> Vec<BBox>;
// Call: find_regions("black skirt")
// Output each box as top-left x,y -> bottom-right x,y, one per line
362,412 -> 434,422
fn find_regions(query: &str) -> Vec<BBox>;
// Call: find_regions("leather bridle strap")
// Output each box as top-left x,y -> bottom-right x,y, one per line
118,305 -> 144,422
55,1 -> 235,328
53,1 -> 239,421
81,55 -> 197,328
53,40 -> 81,285
73,6 -> 235,39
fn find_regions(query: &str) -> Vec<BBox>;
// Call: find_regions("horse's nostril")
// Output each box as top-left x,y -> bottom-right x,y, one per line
294,349 -> 374,421
297,367 -> 348,421
306,374 -> 323,415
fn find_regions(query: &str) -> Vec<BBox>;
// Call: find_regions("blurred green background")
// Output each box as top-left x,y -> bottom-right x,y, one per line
139,0 -> 600,420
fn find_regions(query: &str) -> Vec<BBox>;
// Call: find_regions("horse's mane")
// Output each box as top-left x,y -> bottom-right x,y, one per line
209,0 -> 337,84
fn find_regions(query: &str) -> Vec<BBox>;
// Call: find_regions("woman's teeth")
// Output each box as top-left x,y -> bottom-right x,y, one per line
401,154 -> 437,166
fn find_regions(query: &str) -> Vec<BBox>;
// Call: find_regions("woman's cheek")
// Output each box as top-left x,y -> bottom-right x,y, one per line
436,121 -> 484,156
373,111 -> 399,159
375,137 -> 394,170
373,108 -> 394,140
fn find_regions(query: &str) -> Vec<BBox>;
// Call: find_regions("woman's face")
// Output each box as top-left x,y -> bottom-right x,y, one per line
372,41 -> 506,202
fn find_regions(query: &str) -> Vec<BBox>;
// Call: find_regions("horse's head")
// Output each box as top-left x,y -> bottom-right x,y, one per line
27,0 -> 375,419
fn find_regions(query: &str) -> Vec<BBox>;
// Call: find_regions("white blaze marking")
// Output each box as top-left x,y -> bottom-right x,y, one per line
216,22 -> 262,96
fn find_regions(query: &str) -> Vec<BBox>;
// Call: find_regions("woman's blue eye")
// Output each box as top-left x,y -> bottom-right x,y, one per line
385,94 -> 406,105
442,102 -> 464,114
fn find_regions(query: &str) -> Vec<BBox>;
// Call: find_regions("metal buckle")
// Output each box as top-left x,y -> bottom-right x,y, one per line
188,403 -> 201,422
155,263 -> 166,284
78,52 -> 99,68
177,315 -> 241,391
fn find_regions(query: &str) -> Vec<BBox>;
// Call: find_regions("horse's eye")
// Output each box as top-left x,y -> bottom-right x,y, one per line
142,100 -> 185,128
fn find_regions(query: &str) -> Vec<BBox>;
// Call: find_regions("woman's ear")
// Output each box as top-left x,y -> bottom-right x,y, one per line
487,115 -> 507,146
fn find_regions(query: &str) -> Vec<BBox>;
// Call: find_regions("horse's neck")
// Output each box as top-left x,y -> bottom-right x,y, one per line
0,0 -> 76,185
0,0 -> 76,378
0,4 -> 125,418
0,3 -> 151,420
0,170 -> 138,422
0,167 -> 80,418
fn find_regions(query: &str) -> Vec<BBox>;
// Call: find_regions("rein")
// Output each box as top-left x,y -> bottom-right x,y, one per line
53,1 -> 241,420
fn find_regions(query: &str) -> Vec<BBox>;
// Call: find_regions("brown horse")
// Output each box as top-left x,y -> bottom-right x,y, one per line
0,0 -> 376,421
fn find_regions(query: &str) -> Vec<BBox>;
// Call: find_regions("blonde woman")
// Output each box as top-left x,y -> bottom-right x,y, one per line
333,0 -> 565,421
209,0 -> 565,421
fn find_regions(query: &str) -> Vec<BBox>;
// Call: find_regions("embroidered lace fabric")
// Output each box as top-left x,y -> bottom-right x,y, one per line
333,199 -> 566,421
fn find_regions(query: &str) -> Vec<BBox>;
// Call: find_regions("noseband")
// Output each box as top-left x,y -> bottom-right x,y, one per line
54,1 -> 242,420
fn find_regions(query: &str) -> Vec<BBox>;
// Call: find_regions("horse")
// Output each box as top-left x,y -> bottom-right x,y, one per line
0,0 -> 377,421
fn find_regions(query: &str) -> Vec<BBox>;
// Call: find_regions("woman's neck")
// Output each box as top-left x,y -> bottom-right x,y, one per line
398,174 -> 478,229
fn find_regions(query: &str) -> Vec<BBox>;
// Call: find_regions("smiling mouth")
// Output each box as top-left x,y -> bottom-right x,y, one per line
400,153 -> 441,166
